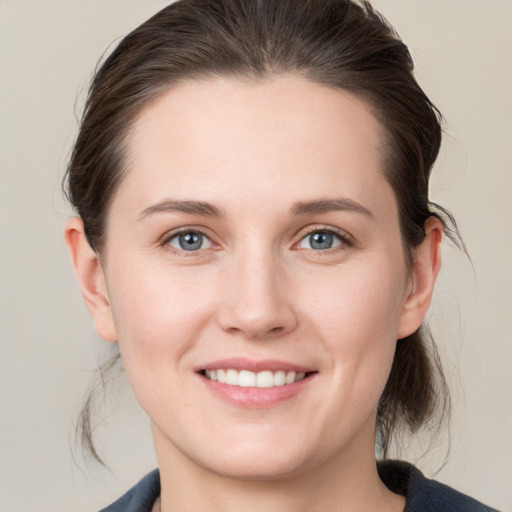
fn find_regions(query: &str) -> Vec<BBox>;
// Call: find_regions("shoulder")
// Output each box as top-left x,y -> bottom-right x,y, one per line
98,469 -> 160,512
98,463 -> 500,512
378,460 -> 500,512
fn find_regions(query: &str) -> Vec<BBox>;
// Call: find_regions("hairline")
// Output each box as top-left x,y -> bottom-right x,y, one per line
95,72 -> 408,262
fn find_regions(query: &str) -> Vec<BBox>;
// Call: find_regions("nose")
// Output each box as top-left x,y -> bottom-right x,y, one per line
217,249 -> 298,340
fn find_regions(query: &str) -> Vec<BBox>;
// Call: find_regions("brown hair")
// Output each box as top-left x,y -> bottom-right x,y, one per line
66,0 -> 457,463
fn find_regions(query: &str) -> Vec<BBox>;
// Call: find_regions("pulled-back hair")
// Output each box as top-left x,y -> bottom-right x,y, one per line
65,0 -> 455,463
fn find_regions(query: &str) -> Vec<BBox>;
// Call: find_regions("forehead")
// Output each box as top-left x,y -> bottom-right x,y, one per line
119,75 -> 391,216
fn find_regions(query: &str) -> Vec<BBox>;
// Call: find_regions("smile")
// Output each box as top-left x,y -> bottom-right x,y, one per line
203,369 -> 308,388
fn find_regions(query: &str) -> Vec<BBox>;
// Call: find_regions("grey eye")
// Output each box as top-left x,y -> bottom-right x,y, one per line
298,231 -> 342,251
169,231 -> 211,251
309,232 -> 334,250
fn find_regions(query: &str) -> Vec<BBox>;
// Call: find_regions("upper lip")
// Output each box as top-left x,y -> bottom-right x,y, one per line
197,358 -> 314,373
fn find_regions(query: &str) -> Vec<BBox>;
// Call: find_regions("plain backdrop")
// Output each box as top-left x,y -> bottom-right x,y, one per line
0,1 -> 511,511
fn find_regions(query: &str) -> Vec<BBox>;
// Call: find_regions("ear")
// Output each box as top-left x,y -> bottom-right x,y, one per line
64,217 -> 117,342
397,217 -> 443,339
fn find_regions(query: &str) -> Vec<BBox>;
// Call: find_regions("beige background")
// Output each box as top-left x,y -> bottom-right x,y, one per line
0,1 -> 511,510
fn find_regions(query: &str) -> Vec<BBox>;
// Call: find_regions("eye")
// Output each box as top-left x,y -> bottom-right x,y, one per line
167,231 -> 212,251
297,230 -> 345,251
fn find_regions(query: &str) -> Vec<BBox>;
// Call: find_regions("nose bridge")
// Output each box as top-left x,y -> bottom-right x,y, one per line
218,241 -> 297,339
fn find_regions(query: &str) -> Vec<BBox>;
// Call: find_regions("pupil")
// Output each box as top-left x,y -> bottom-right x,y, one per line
179,232 -> 202,250
310,232 -> 333,250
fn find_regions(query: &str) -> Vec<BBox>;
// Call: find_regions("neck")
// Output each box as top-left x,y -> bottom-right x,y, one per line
152,422 -> 405,512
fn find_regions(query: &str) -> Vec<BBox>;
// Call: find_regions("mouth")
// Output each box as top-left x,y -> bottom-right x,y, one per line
196,359 -> 317,407
196,358 -> 318,409
199,368 -> 314,388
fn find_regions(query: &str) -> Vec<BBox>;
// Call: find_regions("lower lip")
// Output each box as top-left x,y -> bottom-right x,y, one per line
199,374 -> 314,408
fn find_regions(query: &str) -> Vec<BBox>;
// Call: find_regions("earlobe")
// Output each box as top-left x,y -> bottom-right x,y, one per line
64,217 -> 118,343
397,217 -> 443,339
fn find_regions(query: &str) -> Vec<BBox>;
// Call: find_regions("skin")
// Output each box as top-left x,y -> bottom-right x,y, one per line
66,75 -> 442,512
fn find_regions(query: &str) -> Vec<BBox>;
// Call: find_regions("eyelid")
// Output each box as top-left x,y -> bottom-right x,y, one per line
160,227 -> 219,254
158,224 -> 354,254
293,225 -> 355,250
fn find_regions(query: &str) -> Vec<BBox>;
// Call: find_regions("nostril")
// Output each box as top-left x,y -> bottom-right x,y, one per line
217,294 -> 299,340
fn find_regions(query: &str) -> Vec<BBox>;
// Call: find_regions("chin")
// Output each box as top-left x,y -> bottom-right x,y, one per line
205,453 -> 311,482
193,434 -> 324,482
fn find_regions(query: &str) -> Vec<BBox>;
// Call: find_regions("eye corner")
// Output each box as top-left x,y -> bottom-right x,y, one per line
293,226 -> 355,253
161,228 -> 216,254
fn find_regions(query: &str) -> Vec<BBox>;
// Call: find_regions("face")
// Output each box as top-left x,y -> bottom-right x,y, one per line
87,76 -> 429,479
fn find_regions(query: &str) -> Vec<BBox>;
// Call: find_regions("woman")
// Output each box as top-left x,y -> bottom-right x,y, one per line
63,0 -> 499,510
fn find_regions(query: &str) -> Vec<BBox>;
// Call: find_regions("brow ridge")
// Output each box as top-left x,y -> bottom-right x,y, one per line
290,198 -> 372,217
139,199 -> 223,220
139,197 -> 371,220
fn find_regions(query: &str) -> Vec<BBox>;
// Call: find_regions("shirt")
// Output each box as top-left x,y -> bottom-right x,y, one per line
99,460 -> 500,511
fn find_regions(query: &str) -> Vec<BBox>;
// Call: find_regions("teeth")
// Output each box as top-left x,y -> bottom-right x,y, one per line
256,370 -> 274,388
204,369 -> 308,388
226,369 -> 238,385
285,371 -> 296,385
274,370 -> 286,386
238,370 -> 256,387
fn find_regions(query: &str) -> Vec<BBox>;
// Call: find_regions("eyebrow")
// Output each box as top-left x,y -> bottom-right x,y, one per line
138,199 -> 223,221
138,197 -> 372,221
290,198 -> 373,217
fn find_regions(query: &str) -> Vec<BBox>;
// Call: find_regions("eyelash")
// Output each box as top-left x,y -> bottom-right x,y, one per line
161,228 -> 215,256
294,225 -> 354,253
161,226 -> 354,255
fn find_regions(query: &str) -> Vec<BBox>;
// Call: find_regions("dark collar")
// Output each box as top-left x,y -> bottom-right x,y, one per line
101,462 -> 498,512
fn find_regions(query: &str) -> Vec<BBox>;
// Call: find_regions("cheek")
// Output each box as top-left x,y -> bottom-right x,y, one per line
105,264 -> 221,426
300,258 -> 407,399
107,262 -> 216,375
304,259 -> 407,345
